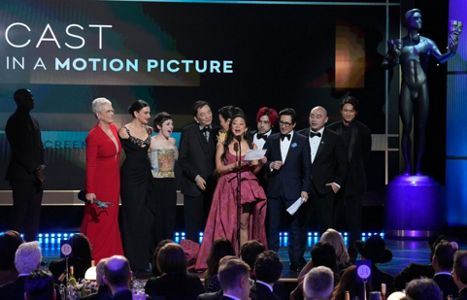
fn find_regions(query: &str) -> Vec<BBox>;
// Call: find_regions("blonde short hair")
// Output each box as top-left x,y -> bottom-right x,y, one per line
15,241 -> 42,274
91,97 -> 112,114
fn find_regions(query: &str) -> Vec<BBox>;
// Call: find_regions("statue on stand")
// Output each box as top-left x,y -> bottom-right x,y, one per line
383,8 -> 462,175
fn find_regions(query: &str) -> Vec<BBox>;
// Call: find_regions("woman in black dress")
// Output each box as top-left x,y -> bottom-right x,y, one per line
118,99 -> 153,272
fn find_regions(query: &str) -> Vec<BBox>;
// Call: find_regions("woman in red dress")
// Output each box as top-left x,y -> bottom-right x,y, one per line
80,97 -> 123,263
195,113 -> 267,270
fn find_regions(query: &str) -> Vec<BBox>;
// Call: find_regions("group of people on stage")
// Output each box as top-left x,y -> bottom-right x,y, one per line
5,88 -> 372,273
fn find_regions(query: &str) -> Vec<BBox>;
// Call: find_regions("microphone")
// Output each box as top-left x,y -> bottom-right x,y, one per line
234,135 -> 241,142
233,141 -> 239,152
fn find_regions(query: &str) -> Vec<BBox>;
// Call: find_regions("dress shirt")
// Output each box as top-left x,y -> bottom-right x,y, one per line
255,280 -> 273,292
280,131 -> 293,162
308,127 -> 324,163
253,130 -> 271,150
223,293 -> 242,300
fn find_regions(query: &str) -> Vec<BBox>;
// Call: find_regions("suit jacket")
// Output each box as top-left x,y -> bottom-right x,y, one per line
434,273 -> 458,299
297,128 -> 347,195
5,109 -> 44,182
197,291 -> 223,300
327,120 -> 371,196
394,263 -> 434,290
250,282 -> 280,300
178,123 -> 218,197
145,272 -> 204,300
263,131 -> 311,205
370,265 -> 395,296
0,275 -> 27,300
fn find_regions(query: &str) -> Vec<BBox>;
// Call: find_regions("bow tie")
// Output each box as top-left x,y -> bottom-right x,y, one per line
200,127 -> 210,133
309,131 -> 321,138
257,133 -> 268,141
280,133 -> 291,141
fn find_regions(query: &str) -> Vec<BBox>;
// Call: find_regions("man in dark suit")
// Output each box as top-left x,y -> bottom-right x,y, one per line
432,241 -> 459,299
264,108 -> 311,272
250,250 -> 282,300
178,100 -> 218,242
453,250 -> 467,300
298,106 -> 347,233
0,241 -> 42,300
327,96 -> 371,253
5,89 -> 45,242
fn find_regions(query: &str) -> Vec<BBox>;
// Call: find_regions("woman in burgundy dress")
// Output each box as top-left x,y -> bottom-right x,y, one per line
195,113 -> 267,270
81,97 -> 123,263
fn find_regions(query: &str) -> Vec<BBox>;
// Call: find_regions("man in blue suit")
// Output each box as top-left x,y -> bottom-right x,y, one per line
263,108 -> 311,272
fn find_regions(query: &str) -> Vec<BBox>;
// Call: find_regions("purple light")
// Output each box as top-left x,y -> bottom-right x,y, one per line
386,175 -> 442,238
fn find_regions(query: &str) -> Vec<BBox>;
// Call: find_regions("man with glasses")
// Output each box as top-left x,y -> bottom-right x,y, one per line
263,108 -> 311,272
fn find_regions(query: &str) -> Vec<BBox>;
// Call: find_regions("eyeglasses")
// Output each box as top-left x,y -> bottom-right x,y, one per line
279,121 -> 293,126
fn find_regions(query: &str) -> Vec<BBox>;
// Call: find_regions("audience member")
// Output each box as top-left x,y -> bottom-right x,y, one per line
197,255 -> 236,300
432,241 -> 458,299
0,230 -> 24,285
331,265 -> 370,300
218,258 -> 251,300
395,234 -> 447,290
81,258 -> 111,300
0,241 -> 42,300
145,243 -> 204,300
405,278 -> 443,300
24,270 -> 56,300
319,228 -> 351,273
204,239 -> 235,292
250,250 -> 282,300
48,233 -> 93,283
453,250 -> 467,300
240,240 -> 266,277
303,266 -> 334,300
103,255 -> 133,300
356,235 -> 395,294
151,239 -> 174,276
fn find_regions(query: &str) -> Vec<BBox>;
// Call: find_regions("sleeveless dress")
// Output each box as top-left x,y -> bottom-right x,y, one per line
120,127 -> 153,272
81,123 -> 123,263
194,151 -> 267,270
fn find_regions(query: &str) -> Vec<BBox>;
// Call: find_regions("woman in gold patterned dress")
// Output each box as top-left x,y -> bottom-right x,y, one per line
149,112 -> 178,247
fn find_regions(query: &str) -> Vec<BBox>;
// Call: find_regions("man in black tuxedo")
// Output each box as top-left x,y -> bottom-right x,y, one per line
5,89 -> 45,242
264,108 -> 311,272
298,106 -> 347,233
178,100 -> 218,242
250,250 -> 282,300
432,241 -> 458,299
327,96 -> 371,252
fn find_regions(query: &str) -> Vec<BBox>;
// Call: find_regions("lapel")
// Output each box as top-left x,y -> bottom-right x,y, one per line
314,129 -> 327,163
283,132 -> 297,163
348,125 -> 358,162
195,125 -> 210,152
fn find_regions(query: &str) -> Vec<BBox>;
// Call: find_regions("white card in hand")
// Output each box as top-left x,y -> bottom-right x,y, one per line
243,149 -> 266,161
286,197 -> 304,215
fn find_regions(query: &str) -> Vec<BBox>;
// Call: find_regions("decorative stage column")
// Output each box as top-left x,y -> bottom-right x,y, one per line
385,175 -> 442,238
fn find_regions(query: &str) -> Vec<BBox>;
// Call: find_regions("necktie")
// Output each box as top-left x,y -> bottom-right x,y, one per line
280,133 -> 291,141
309,131 -> 321,138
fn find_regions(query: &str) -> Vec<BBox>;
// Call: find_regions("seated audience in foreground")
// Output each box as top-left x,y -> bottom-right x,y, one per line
145,242 -> 204,300
319,228 -> 351,273
218,258 -> 251,300
0,241 -> 42,300
240,240 -> 266,278
250,250 -> 282,300
103,255 -> 134,300
81,258 -> 111,300
0,230 -> 24,285
331,265 -> 371,300
24,270 -> 56,300
405,278 -> 443,300
303,266 -> 334,300
432,240 -> 458,299
204,239 -> 235,292
197,255 -> 237,300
